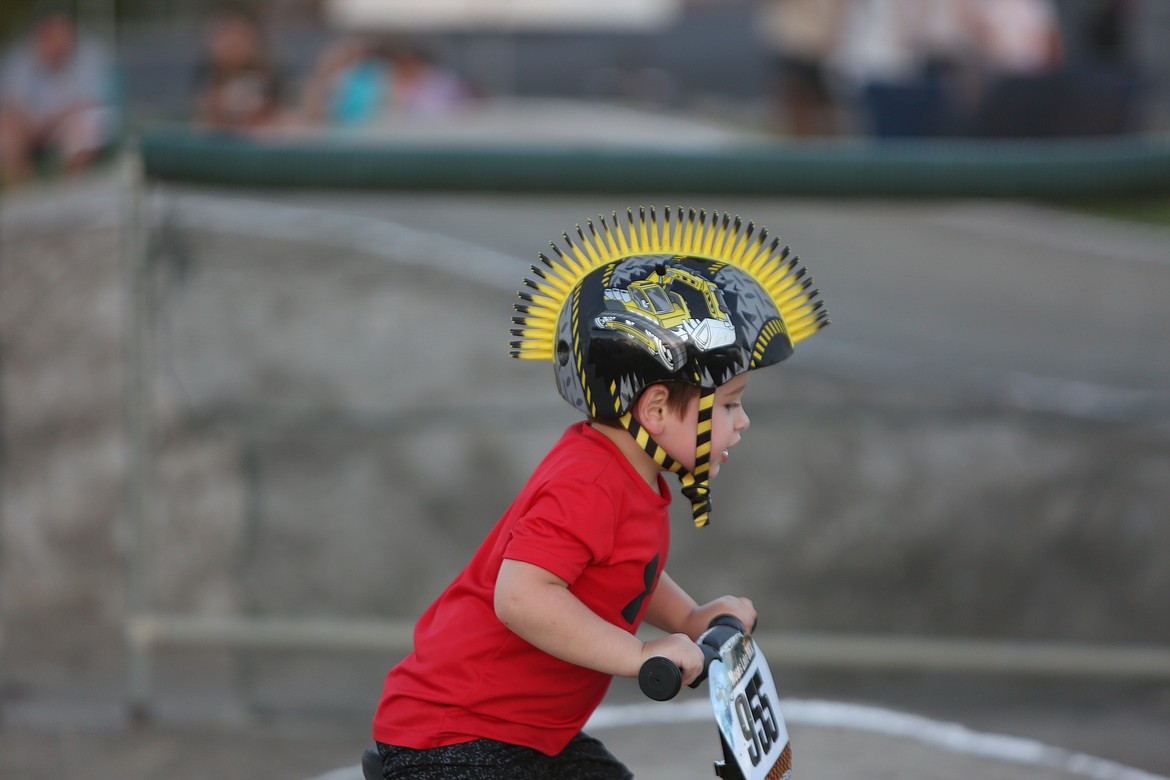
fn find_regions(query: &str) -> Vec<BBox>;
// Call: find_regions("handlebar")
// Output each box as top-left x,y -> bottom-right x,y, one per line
638,614 -> 747,701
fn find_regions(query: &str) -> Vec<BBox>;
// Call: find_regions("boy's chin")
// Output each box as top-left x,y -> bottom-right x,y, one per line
708,450 -> 731,479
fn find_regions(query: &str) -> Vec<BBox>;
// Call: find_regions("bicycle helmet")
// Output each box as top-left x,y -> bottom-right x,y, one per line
510,206 -> 829,527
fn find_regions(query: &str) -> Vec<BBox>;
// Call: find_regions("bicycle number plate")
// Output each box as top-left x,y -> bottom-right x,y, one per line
707,634 -> 791,780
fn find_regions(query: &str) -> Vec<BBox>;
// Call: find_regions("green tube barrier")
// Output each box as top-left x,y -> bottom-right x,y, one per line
139,126 -> 1170,198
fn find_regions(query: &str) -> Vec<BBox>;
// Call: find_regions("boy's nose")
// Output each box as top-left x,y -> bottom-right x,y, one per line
737,408 -> 750,431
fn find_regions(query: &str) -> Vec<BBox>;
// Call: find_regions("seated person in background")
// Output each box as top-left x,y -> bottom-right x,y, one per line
967,0 -> 1067,137
193,8 -> 285,134
0,5 -> 118,188
386,43 -> 470,120
301,37 -> 469,129
756,0 -> 847,136
300,37 -> 392,127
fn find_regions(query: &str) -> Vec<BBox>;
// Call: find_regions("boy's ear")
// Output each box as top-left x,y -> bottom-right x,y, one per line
633,383 -> 672,435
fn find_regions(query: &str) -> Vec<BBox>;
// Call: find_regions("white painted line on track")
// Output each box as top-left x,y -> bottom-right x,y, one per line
157,192 -> 523,289
586,699 -> 1170,780
159,191 -> 1170,421
308,699 -> 1170,780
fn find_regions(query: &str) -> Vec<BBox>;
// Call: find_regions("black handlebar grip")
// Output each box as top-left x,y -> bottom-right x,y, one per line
639,642 -> 723,700
639,616 -> 754,701
638,656 -> 683,701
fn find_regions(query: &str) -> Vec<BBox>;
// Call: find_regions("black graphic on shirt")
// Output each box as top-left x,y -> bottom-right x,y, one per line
621,553 -> 660,624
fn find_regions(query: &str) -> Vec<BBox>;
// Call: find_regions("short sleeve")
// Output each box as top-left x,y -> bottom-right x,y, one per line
503,478 -> 617,586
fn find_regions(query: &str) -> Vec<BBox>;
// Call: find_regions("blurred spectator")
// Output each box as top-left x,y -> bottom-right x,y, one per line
967,0 -> 1068,136
970,0 -> 1064,76
301,37 -> 392,127
301,37 -> 468,129
915,0 -> 984,135
0,5 -> 118,188
756,0 -> 848,136
193,8 -> 285,134
385,43 -> 470,120
834,0 -> 958,137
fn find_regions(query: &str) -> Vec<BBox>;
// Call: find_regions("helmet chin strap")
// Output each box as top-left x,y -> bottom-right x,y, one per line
619,387 -> 716,528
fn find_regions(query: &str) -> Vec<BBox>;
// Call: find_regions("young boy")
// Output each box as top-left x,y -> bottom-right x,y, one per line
371,206 -> 828,778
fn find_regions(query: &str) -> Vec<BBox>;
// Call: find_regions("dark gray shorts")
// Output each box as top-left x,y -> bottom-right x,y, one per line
375,731 -> 634,779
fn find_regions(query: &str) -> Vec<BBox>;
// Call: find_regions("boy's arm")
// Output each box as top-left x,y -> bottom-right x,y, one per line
643,571 -> 757,640
495,558 -> 706,683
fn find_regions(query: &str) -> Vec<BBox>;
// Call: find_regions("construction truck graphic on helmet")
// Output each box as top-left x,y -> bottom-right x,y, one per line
594,262 -> 738,372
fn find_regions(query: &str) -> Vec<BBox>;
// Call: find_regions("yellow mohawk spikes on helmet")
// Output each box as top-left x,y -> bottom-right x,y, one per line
510,206 -> 829,364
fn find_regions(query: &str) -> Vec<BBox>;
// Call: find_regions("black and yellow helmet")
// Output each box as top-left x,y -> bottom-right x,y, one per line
510,206 -> 829,527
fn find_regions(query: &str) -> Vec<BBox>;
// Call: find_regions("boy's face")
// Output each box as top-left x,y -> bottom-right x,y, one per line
658,373 -> 751,480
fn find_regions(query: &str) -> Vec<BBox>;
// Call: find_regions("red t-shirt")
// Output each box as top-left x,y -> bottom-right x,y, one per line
372,421 -> 672,755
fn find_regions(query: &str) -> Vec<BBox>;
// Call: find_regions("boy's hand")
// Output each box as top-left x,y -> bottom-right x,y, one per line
641,633 -> 707,686
692,596 -> 757,638
641,572 -> 756,642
